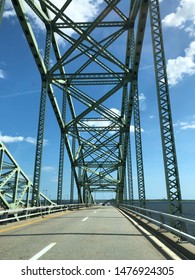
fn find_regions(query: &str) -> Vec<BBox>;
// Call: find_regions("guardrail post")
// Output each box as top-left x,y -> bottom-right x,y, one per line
2,211 -> 8,224
159,213 -> 165,230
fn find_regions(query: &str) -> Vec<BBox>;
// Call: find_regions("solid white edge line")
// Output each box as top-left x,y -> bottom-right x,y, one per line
82,217 -> 88,222
30,243 -> 56,260
117,208 -> 182,260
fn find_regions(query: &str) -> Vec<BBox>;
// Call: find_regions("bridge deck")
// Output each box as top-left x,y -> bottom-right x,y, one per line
0,206 -> 169,260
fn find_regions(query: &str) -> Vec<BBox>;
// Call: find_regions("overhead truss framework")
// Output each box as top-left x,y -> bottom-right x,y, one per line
0,0 -> 185,221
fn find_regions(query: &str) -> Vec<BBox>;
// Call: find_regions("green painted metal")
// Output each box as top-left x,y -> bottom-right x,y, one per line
70,127 -> 76,204
0,0 -> 5,25
32,29 -> 52,207
57,90 -> 66,205
127,138 -> 134,204
133,82 -> 146,207
129,13 -> 146,208
8,0 -> 149,206
149,0 -> 185,223
0,0 -> 184,228
0,141 -> 54,209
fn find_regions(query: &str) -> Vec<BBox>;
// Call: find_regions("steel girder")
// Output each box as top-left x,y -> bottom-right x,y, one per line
0,0 -> 5,25
149,0 -> 185,223
0,141 -> 54,209
129,13 -> 146,208
57,90 -> 66,205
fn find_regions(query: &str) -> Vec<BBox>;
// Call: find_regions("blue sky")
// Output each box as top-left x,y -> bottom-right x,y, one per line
0,0 -> 195,200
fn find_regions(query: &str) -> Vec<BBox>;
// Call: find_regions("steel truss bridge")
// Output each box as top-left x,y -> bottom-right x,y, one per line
0,0 -> 186,233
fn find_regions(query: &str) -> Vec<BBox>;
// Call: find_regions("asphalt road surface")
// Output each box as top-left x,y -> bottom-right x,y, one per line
0,206 -> 168,260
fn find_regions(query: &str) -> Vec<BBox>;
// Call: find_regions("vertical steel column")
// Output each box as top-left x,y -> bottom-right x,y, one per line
13,171 -> 19,205
78,159 -> 82,202
149,0 -> 184,223
130,26 -> 146,207
70,128 -> 76,204
118,148 -> 123,203
32,29 -> 52,206
133,82 -> 146,207
0,146 -> 3,177
123,170 -> 128,203
0,0 -> 5,25
57,90 -> 67,204
83,170 -> 88,204
127,138 -> 134,204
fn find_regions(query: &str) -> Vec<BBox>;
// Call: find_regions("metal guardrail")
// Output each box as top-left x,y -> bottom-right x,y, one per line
119,204 -> 195,245
0,204 -> 86,223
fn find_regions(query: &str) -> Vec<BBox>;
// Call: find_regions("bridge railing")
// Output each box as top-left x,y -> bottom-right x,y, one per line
119,204 -> 195,245
0,204 -> 86,223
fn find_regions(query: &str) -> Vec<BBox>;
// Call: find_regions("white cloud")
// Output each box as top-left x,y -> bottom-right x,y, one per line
42,166 -> 56,172
130,125 -> 135,133
0,134 -> 24,144
139,93 -> 146,111
0,69 -> 6,79
162,0 -> 195,30
174,119 -> 195,130
162,0 -> 195,86
181,124 -> 195,130
167,41 -> 195,86
3,9 -> 16,19
25,137 -> 36,145
139,93 -> 146,101
65,0 -> 103,22
110,108 -> 120,116
0,132 -> 47,145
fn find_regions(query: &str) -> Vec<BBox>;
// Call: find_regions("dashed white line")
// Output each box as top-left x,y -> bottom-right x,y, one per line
30,243 -> 56,260
82,217 -> 88,222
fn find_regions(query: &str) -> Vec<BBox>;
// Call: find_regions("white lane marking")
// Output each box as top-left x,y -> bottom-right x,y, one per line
30,243 -> 56,260
82,217 -> 88,222
94,210 -> 97,213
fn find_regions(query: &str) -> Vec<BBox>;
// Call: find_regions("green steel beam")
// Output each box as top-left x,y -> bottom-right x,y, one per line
56,21 -> 126,28
149,0 -> 185,225
57,91 -> 66,204
25,0 -> 50,24
0,0 -> 5,25
127,138 -> 134,204
0,141 -> 54,209
129,23 -> 146,207
70,127 -> 76,204
118,0 -> 149,202
32,33 -> 52,206
133,82 -> 146,207
39,1 -> 67,205
52,0 -> 72,23
11,0 -> 64,131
